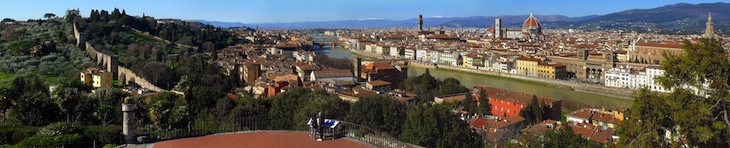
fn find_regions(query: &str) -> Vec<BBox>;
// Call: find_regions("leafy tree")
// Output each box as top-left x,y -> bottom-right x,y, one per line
294,94 -> 350,130
88,87 -> 128,126
476,87 -> 492,116
149,98 -> 173,126
620,39 -> 730,147
224,94 -> 270,130
7,39 -> 35,56
139,61 -> 178,89
73,96 -> 99,124
148,92 -> 185,127
223,66 -> 240,91
518,95 -> 543,124
542,126 -> 602,148
461,93 -> 476,113
1,18 -> 15,23
10,92 -> 62,126
43,13 -> 56,19
400,104 -> 482,148
189,86 -> 223,112
617,88 -> 672,147
0,88 -> 12,119
58,77 -> 92,93
267,88 -> 315,130
54,87 -> 80,122
347,95 -> 406,136
111,8 -> 121,20
439,78 -> 469,95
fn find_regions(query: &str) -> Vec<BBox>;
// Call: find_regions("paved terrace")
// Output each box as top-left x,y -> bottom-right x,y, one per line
149,131 -> 372,148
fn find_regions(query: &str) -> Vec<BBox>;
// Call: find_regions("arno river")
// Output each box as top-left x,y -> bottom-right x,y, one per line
316,46 -> 634,109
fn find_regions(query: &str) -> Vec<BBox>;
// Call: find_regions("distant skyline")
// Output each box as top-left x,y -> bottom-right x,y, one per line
0,0 -> 724,23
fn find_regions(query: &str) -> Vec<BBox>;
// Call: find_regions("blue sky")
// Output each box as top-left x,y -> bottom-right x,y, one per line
0,0 -> 724,23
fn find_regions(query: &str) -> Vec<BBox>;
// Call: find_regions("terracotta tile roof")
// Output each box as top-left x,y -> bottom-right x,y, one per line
637,43 -> 683,49
520,120 -> 561,136
465,53 -> 480,58
366,80 -> 391,87
392,93 -> 417,102
363,62 -> 395,74
274,44 -> 298,49
571,123 -> 597,138
575,44 -> 598,49
566,108 -> 594,120
425,34 -> 460,40
590,128 -> 615,144
569,123 -> 615,144
475,84 -> 559,105
470,116 -> 526,130
591,111 -> 622,125
312,69 -> 353,79
516,57 -> 541,62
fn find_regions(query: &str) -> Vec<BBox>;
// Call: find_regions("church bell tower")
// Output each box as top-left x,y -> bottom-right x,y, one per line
704,12 -> 715,39
418,13 -> 423,32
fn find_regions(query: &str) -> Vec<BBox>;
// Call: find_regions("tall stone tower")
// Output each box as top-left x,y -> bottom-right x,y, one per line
354,56 -> 362,82
418,13 -> 423,32
704,12 -> 715,39
122,97 -> 136,144
495,18 -> 502,39
109,55 -> 119,80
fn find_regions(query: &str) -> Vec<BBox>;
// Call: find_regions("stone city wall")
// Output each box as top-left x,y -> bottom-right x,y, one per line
74,22 -> 169,93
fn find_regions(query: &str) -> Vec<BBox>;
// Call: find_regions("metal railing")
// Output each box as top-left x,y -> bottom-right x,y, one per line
135,117 -> 422,148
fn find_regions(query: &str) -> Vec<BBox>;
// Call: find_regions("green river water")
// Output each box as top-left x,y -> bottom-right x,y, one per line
319,45 -> 634,109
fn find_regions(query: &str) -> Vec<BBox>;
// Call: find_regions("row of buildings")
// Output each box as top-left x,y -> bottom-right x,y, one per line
328,12 -> 724,92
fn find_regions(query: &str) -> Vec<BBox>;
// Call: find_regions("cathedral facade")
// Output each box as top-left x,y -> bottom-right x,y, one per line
489,12 -> 543,41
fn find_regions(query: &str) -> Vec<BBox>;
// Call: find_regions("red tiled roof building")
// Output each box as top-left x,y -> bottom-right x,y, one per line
474,84 -> 562,121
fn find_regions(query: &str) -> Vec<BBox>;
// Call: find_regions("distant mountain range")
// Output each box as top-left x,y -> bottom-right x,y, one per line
550,2 -> 730,31
202,15 -> 591,29
202,2 -> 730,32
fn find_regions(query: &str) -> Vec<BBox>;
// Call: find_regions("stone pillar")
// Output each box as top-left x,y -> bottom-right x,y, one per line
122,97 -> 136,144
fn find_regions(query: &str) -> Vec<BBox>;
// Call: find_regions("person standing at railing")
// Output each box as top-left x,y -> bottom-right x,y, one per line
317,111 -> 324,141
309,116 -> 317,140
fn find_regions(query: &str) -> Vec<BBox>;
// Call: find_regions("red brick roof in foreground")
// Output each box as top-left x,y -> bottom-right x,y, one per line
154,131 -> 371,148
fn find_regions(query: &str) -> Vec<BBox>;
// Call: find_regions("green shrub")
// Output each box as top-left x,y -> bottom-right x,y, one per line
0,126 -> 39,145
16,134 -> 82,148
82,125 -> 121,145
37,122 -> 82,135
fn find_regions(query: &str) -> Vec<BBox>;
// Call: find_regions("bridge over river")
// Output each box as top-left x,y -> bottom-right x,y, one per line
311,34 -> 345,49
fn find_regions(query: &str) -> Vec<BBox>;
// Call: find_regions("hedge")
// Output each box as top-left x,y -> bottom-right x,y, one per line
82,125 -> 122,145
0,125 -> 122,146
0,126 -> 39,145
16,134 -> 82,148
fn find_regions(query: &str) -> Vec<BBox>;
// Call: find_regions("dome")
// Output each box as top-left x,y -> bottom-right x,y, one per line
522,13 -> 541,29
